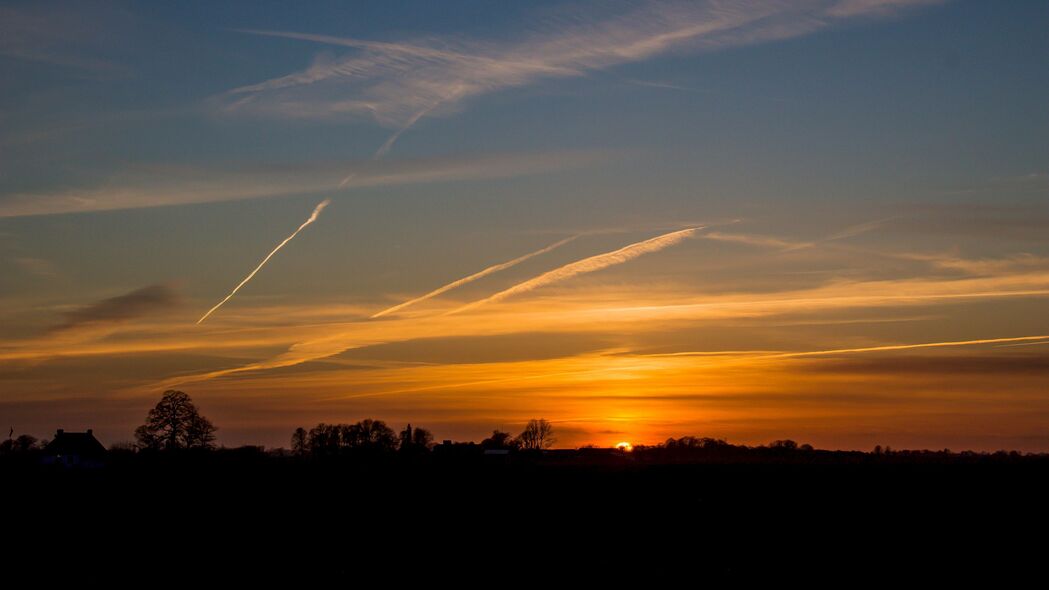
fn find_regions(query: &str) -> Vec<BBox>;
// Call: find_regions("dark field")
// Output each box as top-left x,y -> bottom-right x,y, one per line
4,448 -> 1047,582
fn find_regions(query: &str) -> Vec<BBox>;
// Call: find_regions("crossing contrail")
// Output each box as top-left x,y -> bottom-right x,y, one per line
197,199 -> 331,324
339,90 -> 463,187
448,227 -> 702,314
203,94 -> 453,323
371,235 -> 577,318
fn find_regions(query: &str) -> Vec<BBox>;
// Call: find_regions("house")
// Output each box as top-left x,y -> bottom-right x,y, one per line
42,429 -> 107,468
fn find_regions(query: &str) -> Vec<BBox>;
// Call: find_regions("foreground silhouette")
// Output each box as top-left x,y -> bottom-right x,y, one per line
4,407 -> 1049,582
134,389 -> 217,451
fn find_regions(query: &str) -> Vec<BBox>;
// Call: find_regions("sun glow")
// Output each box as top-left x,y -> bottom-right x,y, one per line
616,442 -> 634,452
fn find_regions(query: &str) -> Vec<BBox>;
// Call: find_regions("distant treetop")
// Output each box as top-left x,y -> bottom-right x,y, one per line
135,390 -> 217,451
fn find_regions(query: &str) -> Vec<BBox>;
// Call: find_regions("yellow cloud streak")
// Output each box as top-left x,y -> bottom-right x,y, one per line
8,253 -> 1049,390
448,227 -> 702,314
645,334 -> 1049,360
371,235 -> 576,318
176,334 -> 1049,449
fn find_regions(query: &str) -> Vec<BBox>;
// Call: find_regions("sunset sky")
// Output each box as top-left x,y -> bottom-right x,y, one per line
2,0 -> 1048,451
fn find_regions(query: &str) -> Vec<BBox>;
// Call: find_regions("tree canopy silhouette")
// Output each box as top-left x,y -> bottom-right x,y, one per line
301,420 -> 400,455
518,419 -> 555,450
345,419 -> 398,450
0,434 -> 40,454
399,424 -> 434,452
135,390 -> 217,451
291,427 -> 308,455
480,429 -> 519,450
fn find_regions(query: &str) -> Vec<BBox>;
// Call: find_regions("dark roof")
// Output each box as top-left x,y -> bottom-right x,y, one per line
44,429 -> 106,457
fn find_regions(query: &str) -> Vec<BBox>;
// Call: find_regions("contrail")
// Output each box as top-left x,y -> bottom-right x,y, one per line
648,335 -> 1049,359
335,106 -> 425,185
448,227 -> 701,314
197,199 -> 331,324
208,96 -> 451,324
766,335 -> 1049,358
338,108 -> 431,187
374,102 -> 439,159
372,236 -> 577,318
340,92 -> 461,187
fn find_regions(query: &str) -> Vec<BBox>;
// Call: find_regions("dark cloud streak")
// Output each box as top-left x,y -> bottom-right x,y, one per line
50,283 -> 180,333
794,353 -> 1049,376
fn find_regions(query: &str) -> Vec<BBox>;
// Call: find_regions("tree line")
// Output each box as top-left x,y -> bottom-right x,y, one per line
289,420 -> 430,455
130,390 -> 557,454
5,390 -> 1044,461
288,418 -> 556,455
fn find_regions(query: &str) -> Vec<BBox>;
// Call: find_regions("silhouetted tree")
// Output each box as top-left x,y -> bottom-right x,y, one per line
303,420 -> 398,455
291,427 -> 308,455
306,423 -> 342,455
412,427 -> 434,449
14,434 -> 38,452
399,424 -> 434,452
665,436 -> 729,450
345,419 -> 398,451
518,419 -> 555,450
481,430 -> 519,450
770,440 -> 798,451
186,413 -> 217,449
399,424 -> 414,450
0,433 -> 39,454
135,390 -> 217,450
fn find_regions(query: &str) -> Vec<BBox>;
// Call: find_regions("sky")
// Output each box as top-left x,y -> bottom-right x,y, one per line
2,0 -> 1048,451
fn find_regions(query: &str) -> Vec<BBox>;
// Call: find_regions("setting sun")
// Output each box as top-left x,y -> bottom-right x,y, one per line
616,442 -> 634,452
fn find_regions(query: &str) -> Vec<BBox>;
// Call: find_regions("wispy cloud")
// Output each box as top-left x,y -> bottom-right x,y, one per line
700,231 -> 804,250
0,2 -> 131,76
821,218 -> 893,242
6,251 -> 1039,390
4,244 -> 1025,387
824,0 -> 947,18
372,236 -> 577,318
222,0 -> 946,130
449,227 -> 701,314
700,218 -> 891,252
904,252 -> 1049,276
621,78 -> 710,94
11,256 -> 58,279
358,89 -> 465,179
0,150 -> 604,218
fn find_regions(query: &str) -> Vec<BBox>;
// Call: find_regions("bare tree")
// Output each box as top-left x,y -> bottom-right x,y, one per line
518,419 -> 555,450
185,413 -> 217,449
